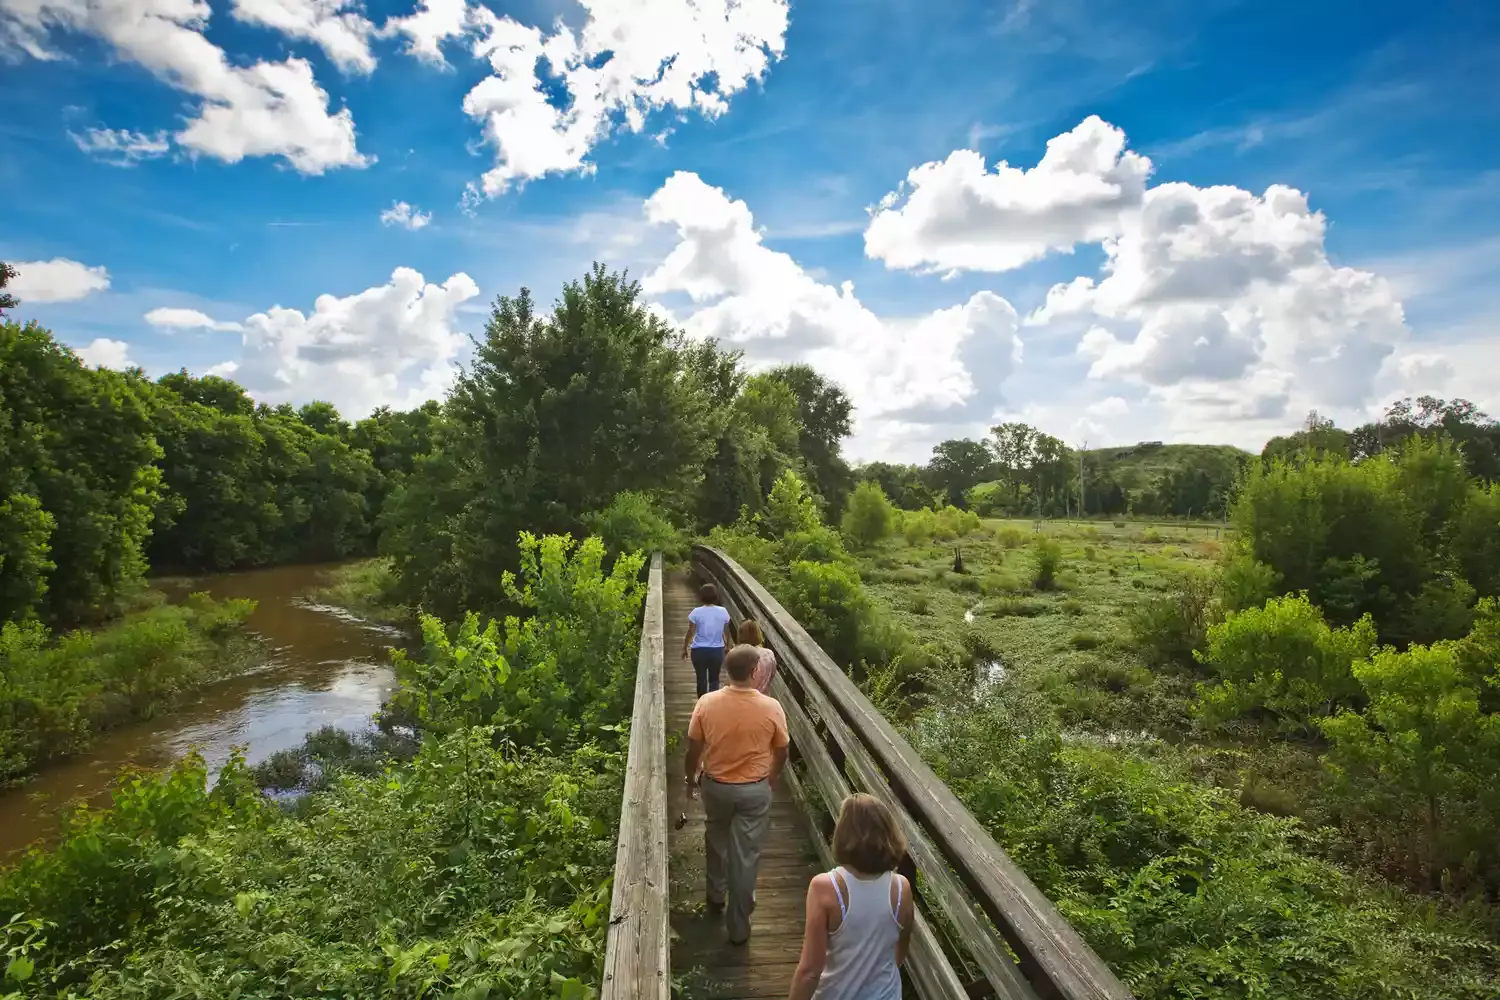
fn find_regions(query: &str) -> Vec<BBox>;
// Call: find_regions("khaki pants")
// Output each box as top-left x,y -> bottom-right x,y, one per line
701,775 -> 772,942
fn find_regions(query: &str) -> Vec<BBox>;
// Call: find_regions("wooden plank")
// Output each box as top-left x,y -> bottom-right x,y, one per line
601,554 -> 669,1000
695,546 -> 1134,1000
745,598 -> 1038,1000
664,569 -> 822,1000
767,651 -> 969,1000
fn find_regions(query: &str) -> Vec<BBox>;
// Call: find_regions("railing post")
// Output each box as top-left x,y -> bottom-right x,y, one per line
600,553 -> 668,1000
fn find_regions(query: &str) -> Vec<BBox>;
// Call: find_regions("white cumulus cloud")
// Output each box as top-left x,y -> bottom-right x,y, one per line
865,116 -> 1152,274
145,307 -> 245,332
1035,180 -> 1406,425
75,338 -> 135,369
380,0 -> 469,65
0,0 -> 369,174
460,0 -> 788,201
69,127 -> 171,165
208,268 -> 480,417
641,171 -> 1022,457
380,200 -> 432,230
7,258 -> 111,302
229,0 -> 377,75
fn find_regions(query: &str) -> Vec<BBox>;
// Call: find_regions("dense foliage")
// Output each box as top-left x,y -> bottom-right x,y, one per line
381,267 -> 855,618
0,320 -> 445,629
725,473 -> 1500,996
1,321 -> 163,625
0,532 -> 640,998
0,594 -> 257,783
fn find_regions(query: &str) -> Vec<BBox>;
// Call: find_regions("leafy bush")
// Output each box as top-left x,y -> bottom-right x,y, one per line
1321,632 -> 1500,894
1128,573 -> 1218,667
841,481 -> 896,549
0,530 -> 639,997
389,534 -> 644,748
581,490 -> 686,563
762,468 -> 824,538
1032,537 -> 1063,590
704,520 -> 778,581
1196,594 -> 1377,736
783,559 -> 870,668
995,526 -> 1025,549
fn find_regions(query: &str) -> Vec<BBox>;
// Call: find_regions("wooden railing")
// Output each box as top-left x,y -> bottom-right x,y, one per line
600,553 -> 668,1000
692,545 -> 1134,1000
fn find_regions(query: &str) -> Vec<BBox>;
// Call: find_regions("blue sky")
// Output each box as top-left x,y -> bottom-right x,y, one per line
3,0 -> 1497,461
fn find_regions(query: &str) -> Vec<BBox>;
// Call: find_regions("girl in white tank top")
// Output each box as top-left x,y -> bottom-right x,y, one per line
788,794 -> 913,1000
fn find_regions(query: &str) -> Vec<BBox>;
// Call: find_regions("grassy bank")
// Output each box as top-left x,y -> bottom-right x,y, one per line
708,485 -> 1500,998
304,557 -> 414,626
0,594 -> 261,785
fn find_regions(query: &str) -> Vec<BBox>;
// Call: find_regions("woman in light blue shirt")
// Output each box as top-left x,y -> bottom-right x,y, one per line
682,583 -> 734,698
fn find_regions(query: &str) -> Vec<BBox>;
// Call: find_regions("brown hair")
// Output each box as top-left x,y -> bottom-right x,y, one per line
698,583 -> 720,605
736,618 -> 764,646
832,793 -> 907,874
725,643 -> 761,683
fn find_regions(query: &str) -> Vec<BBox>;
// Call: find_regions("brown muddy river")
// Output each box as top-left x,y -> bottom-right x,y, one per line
0,563 -> 408,859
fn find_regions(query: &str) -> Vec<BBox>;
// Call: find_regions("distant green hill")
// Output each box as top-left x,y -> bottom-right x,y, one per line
1085,441 -> 1253,496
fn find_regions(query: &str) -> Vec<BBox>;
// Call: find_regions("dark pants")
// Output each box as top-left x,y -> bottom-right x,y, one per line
691,646 -> 723,697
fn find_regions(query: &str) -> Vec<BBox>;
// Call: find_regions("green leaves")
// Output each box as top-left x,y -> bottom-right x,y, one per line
1196,593 -> 1377,736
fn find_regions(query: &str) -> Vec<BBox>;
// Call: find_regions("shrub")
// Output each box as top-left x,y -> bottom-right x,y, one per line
1128,573 -> 1218,668
841,481 -> 896,549
783,559 -> 870,668
1032,537 -> 1063,590
781,524 -> 850,566
1322,634 -> 1500,894
705,519 -> 778,580
581,490 -> 686,563
1069,632 -> 1105,651
0,595 -> 257,781
995,526 -> 1025,549
1195,593 -> 1378,736
762,469 -> 823,538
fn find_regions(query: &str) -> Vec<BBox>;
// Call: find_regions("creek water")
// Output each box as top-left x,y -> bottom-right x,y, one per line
0,563 -> 407,860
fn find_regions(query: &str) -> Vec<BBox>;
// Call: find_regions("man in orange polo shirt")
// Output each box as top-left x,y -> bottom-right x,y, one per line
685,643 -> 790,945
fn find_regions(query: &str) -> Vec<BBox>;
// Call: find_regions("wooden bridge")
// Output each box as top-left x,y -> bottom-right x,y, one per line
600,546 -> 1135,1000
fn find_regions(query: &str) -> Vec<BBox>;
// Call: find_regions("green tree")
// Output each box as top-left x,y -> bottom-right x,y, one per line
386,265 -> 716,616
762,468 -> 823,539
0,321 -> 162,624
924,439 -> 994,510
1196,593 -> 1378,735
857,461 -> 939,510
841,481 -> 895,549
0,262 -> 17,316
1228,450 -> 1428,632
765,363 -> 854,513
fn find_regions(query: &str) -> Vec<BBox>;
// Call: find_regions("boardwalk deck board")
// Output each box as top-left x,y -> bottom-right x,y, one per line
664,569 -> 821,1000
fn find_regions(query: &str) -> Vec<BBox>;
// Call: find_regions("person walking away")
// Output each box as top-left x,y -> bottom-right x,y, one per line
736,617 -> 779,694
684,644 -> 790,945
787,793 -> 914,1000
682,583 -> 734,698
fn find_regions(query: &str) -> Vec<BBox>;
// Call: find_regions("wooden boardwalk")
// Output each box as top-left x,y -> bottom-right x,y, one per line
664,569 -> 821,1000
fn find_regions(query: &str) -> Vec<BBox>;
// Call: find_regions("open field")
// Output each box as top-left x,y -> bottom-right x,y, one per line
858,517 -> 1228,738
